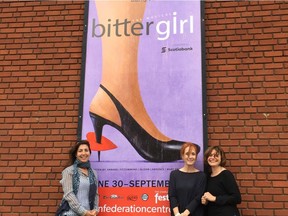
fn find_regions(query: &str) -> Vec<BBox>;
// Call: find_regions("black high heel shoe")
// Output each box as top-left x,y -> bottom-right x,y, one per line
89,84 -> 188,162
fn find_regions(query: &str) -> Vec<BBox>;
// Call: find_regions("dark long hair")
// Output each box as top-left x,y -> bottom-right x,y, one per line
67,140 -> 91,166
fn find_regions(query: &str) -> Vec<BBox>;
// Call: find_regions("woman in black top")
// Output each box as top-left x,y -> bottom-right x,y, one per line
201,146 -> 241,216
168,142 -> 206,216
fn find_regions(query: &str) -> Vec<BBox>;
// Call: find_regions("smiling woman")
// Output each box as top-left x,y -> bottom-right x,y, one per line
56,140 -> 99,216
201,146 -> 241,216
168,142 -> 206,216
76,143 -> 91,163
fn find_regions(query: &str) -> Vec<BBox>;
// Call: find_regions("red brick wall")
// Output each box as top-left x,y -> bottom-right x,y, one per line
205,1 -> 288,216
0,1 -> 287,215
0,1 -> 85,215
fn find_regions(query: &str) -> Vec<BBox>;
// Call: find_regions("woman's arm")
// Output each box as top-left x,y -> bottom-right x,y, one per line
214,170 -> 241,205
60,167 -> 87,215
186,172 -> 207,214
168,171 -> 180,216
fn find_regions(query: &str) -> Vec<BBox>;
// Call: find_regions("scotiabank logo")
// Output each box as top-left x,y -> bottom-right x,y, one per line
154,193 -> 169,204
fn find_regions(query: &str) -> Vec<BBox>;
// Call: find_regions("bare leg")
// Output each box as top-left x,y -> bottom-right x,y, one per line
90,1 -> 170,141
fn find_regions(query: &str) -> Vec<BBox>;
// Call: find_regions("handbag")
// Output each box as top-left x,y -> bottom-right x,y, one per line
55,199 -> 70,216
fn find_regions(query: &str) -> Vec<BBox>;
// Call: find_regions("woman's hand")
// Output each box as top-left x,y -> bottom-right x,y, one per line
84,210 -> 97,216
201,195 -> 208,205
202,192 -> 216,202
90,209 -> 98,216
180,209 -> 190,216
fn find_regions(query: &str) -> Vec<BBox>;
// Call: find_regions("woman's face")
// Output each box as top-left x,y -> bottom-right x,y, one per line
182,146 -> 197,166
76,144 -> 91,163
207,149 -> 221,167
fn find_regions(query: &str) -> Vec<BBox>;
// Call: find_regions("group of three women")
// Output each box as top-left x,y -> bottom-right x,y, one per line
56,141 -> 241,216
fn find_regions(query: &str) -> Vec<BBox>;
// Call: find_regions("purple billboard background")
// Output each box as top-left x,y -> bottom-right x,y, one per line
81,0 -> 204,185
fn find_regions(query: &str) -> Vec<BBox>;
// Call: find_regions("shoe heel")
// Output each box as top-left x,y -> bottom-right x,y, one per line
90,113 -> 105,161
89,84 -> 188,162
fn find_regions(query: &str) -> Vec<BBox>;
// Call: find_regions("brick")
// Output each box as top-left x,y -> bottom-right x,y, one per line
0,0 -> 287,215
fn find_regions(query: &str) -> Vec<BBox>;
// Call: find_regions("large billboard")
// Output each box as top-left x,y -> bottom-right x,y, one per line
78,0 -> 206,215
